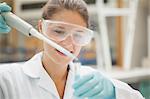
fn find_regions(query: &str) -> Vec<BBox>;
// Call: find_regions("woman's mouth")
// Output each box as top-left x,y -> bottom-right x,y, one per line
56,49 -> 66,56
55,49 -> 73,57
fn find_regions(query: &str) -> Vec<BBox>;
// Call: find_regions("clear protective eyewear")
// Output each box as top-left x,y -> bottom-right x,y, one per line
42,19 -> 94,46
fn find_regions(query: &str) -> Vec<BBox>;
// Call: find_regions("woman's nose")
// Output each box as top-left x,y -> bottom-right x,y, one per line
61,35 -> 74,46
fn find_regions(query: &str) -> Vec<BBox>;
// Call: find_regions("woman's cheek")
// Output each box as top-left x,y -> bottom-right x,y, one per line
74,46 -> 82,56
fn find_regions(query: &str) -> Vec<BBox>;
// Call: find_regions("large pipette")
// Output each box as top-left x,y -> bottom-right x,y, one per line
2,12 -> 77,60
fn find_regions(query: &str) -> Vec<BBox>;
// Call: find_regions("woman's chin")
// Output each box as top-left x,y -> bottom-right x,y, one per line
54,55 -> 73,65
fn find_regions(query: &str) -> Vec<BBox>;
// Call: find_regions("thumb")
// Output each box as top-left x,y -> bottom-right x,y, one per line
0,2 -> 12,12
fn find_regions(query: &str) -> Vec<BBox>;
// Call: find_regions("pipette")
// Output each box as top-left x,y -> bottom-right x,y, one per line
2,12 -> 77,60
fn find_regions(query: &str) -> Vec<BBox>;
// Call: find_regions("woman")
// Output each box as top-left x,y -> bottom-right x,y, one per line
0,0 -> 144,99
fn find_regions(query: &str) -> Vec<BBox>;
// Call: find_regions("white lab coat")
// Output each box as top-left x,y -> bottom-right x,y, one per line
0,52 -> 144,99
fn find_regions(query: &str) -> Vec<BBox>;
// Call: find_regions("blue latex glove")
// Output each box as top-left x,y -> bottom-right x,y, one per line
0,2 -> 11,33
73,71 -> 116,99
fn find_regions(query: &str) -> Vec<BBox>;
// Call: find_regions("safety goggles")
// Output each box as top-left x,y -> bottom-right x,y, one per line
42,19 -> 94,46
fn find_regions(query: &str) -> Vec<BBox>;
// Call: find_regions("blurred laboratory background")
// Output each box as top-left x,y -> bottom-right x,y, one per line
0,0 -> 150,98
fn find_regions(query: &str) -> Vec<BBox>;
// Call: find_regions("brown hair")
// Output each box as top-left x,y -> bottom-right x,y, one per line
42,0 -> 89,27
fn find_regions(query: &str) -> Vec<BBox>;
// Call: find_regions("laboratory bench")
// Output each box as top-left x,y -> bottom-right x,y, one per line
90,66 -> 150,84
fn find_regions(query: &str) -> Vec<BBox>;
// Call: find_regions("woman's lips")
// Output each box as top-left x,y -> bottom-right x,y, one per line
56,49 -> 66,56
55,49 -> 73,57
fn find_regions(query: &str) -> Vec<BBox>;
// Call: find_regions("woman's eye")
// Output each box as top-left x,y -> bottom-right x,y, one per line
74,33 -> 82,38
53,29 -> 65,34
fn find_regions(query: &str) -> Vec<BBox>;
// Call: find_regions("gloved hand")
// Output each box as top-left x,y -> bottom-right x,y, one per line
0,2 -> 11,33
73,71 -> 116,99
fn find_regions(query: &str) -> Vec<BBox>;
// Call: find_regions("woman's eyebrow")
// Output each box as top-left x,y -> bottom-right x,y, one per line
75,30 -> 84,32
54,25 -> 66,29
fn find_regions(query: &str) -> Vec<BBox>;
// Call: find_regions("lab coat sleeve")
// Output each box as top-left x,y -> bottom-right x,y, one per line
0,72 -> 6,99
0,86 -> 4,99
111,79 -> 144,99
0,64 -> 18,99
0,71 -> 9,99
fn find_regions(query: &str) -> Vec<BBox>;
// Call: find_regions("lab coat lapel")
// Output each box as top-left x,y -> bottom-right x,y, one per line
38,66 -> 60,99
22,52 -> 60,99
63,62 -> 76,99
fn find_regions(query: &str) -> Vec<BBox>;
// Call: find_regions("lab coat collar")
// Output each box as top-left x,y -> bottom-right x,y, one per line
22,52 -> 59,98
38,63 -> 60,99
22,52 -> 76,99
21,52 -> 43,78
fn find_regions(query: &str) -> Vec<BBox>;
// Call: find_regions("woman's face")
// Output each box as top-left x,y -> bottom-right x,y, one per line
39,10 -> 87,65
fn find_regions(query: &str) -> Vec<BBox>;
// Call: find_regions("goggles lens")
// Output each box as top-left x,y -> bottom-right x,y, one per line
42,19 -> 94,46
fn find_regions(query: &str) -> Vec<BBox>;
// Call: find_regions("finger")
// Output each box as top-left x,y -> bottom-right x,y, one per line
0,26 -> 11,33
89,88 -> 110,99
88,92 -> 103,99
74,76 -> 99,96
0,3 -> 11,12
0,16 -> 11,33
73,74 -> 94,89
80,82 -> 103,98
89,79 -> 115,99
0,15 -> 6,24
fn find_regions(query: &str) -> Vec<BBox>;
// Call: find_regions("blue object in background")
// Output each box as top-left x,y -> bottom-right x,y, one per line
78,48 -> 97,65
139,80 -> 150,99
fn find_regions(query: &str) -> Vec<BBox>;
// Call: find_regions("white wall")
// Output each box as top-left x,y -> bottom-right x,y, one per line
131,0 -> 149,67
